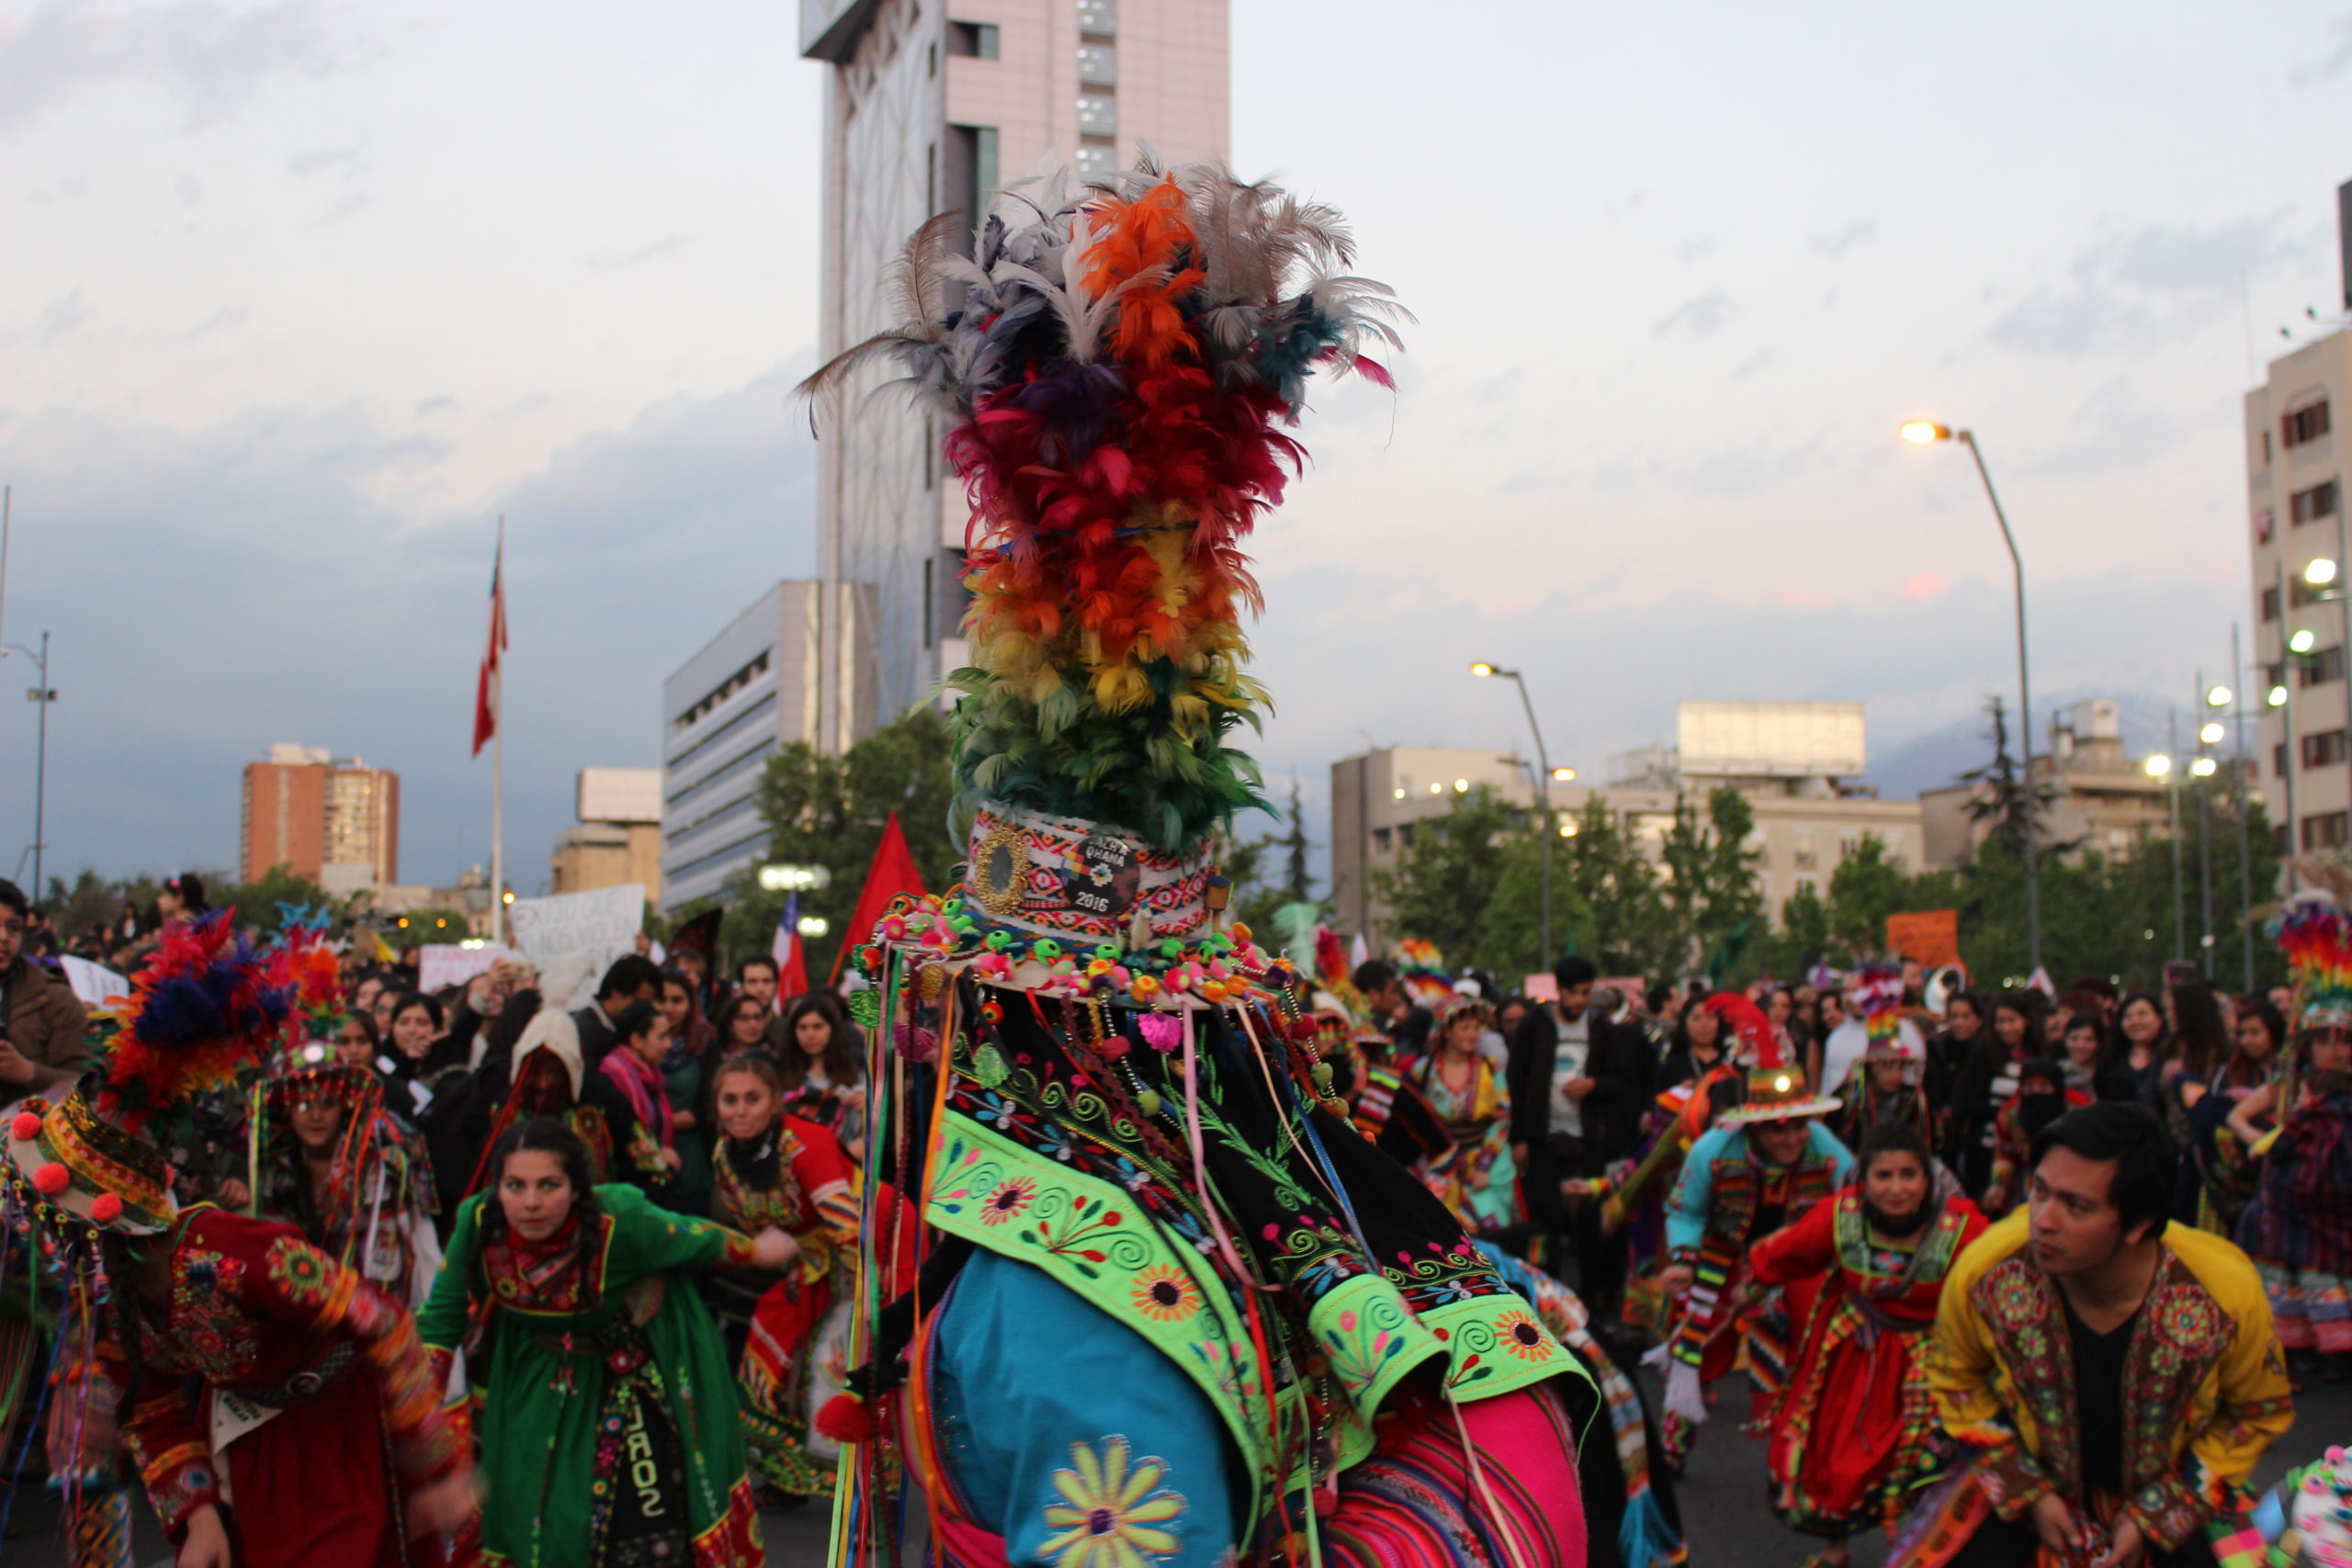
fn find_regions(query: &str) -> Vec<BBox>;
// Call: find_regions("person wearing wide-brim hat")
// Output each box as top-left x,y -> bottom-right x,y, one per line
1655,1055 -> 1854,1469
0,913 -> 476,1567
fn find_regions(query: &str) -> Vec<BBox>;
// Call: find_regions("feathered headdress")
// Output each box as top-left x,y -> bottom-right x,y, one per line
96,910 -> 292,1133
1701,990 -> 1780,1068
2275,891 -> 2352,1030
803,159 -> 1406,854
262,923 -> 346,1057
1853,960 -> 1908,1056
1395,939 -> 1453,1010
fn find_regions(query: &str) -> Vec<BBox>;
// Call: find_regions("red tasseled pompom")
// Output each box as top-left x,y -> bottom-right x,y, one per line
90,1192 -> 123,1223
9,1111 -> 42,1142
31,1163 -> 70,1196
814,1392 -> 878,1446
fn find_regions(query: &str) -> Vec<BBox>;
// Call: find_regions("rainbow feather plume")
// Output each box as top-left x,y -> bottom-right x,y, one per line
96,910 -> 293,1133
2274,891 -> 2352,1027
803,159 -> 1407,852
1854,960 -> 1905,1045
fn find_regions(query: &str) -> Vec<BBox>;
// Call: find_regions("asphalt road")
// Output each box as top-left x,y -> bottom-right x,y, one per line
12,1380 -> 2351,1565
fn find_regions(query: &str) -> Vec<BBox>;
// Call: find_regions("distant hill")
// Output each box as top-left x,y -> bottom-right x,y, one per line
1864,690 -> 2189,801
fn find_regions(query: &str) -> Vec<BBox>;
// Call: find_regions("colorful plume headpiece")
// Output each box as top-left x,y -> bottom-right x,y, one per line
1701,990 -> 1781,1068
1395,939 -> 1453,1010
1853,960 -> 1909,1057
2274,891 -> 2352,1031
804,159 -> 1406,863
262,923 -> 346,1057
6,910 -> 291,1236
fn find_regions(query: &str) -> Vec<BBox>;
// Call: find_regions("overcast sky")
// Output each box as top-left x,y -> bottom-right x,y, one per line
5,1 -> 2351,895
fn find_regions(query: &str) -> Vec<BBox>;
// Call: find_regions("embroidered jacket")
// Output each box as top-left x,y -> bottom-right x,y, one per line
1664,1121 -> 1854,1258
1925,1210 -> 2295,1551
117,1205 -> 460,1539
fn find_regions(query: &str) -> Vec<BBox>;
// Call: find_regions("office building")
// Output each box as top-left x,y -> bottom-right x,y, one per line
2249,185 -> 2352,861
1918,699 -> 2173,870
659,581 -> 878,914
239,743 -> 400,890
1329,701 -> 1925,947
552,767 -> 666,900
800,0 -> 1230,747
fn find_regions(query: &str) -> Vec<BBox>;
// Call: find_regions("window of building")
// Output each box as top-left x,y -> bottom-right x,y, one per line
1372,827 -> 1393,852
1077,0 -> 1115,36
2262,584 -> 2281,622
2285,400 -> 2332,449
2293,573 -> 2334,608
2290,479 -> 2340,526
1076,93 -> 1116,136
673,649 -> 772,732
2277,740 -> 2290,779
2302,645 -> 2346,687
1396,823 -> 1417,850
2263,429 -> 2274,465
2304,729 -> 2349,769
1077,43 -> 1115,85
945,20 -> 998,57
1076,142 -> 1115,178
2256,506 -> 2275,545
2305,811 -> 2350,852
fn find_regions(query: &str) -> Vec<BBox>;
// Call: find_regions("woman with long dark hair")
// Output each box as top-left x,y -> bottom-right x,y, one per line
2109,988 -> 2170,1108
1408,994 -> 1521,1236
1943,989 -> 2041,1195
657,967 -> 718,1216
585,998 -> 682,1204
416,1117 -> 795,1567
2180,998 -> 2290,1234
779,991 -> 867,1159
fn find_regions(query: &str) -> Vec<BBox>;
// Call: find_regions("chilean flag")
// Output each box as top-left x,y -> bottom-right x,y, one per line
773,892 -> 811,1002
472,527 -> 507,756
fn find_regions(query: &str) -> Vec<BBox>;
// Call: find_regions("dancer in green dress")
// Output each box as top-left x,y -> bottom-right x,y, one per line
416,1117 -> 795,1568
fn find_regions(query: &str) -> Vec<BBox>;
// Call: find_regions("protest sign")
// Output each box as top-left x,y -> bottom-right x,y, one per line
418,942 -> 513,993
1885,909 -> 1961,966
507,884 -> 645,1007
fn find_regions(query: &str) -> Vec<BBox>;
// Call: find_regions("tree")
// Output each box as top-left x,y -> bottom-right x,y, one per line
1371,785 -> 1521,964
1657,787 -> 1765,982
1552,798 -> 1678,981
209,865 -> 341,938
720,708 -> 960,982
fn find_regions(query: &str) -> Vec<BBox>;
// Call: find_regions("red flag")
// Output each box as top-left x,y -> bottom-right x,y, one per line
472,530 -> 507,756
830,812 -> 928,983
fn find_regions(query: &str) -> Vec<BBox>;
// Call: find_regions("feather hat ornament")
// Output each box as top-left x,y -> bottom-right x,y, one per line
1700,990 -> 1781,1068
2274,889 -> 2352,1030
802,158 -> 1407,857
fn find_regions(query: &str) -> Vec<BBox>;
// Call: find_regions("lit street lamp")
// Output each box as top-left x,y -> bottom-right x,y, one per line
2146,740 -> 2186,962
1472,661 -> 1562,966
1904,422 -> 2041,973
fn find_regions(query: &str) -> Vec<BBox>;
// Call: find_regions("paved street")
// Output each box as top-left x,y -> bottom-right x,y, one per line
11,1376 -> 2346,1565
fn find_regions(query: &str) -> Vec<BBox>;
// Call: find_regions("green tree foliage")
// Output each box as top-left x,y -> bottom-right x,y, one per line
209,865 -> 342,938
1371,785 -> 1521,965
1657,787 -> 1766,981
719,707 -> 960,983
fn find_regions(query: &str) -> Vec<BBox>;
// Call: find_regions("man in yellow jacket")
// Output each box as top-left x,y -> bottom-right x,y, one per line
1894,1102 -> 2293,1568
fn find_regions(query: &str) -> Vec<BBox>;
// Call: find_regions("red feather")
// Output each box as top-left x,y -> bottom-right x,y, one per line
1701,991 -> 1781,1069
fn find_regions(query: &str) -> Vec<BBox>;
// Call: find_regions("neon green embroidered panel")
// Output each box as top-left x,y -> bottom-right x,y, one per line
1305,1269 -> 1580,1427
1424,1292 -> 1580,1401
924,1111 -> 1282,1514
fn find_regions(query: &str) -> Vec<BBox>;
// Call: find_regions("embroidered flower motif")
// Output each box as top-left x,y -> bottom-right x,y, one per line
1129,1264 -> 1202,1324
265,1238 -> 335,1307
1496,1308 -> 1549,1361
1039,1435 -> 1186,1568
982,1177 -> 1038,1225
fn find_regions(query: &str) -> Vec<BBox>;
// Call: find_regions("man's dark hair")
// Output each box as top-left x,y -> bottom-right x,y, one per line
1645,981 -> 1677,1015
612,998 -> 662,1044
1553,955 -> 1599,991
2029,1102 -> 2176,1239
596,954 -> 663,1003
0,879 -> 26,919
737,953 -> 779,981
1352,960 -> 1396,994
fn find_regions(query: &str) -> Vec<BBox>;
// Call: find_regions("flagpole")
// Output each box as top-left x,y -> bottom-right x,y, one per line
491,514 -> 506,944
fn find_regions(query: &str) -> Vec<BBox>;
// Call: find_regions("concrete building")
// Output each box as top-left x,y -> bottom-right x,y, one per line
552,767 -> 665,900
2248,193 -> 2352,863
1918,699 -> 2174,870
1330,701 -> 1925,946
800,0 -> 1230,747
239,743 -> 400,890
659,582 -> 878,914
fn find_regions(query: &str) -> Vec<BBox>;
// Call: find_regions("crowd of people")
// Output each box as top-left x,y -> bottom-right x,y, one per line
0,873 -> 887,1566
1319,927 -> 2350,1568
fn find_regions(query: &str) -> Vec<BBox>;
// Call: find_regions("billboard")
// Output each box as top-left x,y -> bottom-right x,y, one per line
577,767 -> 663,824
1678,701 -> 1865,778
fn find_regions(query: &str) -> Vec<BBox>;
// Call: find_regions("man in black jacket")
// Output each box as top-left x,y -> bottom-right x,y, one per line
1509,955 -> 1655,1324
572,953 -> 662,1070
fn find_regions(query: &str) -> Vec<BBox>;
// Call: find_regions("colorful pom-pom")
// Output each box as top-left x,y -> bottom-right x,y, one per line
31,1162 -> 71,1196
9,1111 -> 41,1142
814,1392 -> 877,1445
89,1192 -> 123,1223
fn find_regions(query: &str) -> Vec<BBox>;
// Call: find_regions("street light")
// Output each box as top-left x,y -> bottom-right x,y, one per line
1471,660 -> 1560,965
1904,421 -> 2041,972
2269,685 -> 2290,707
2309,558 -> 2341,588
2291,627 -> 2319,654
2214,656 -> 2256,987
2199,721 -> 2226,746
2208,684 -> 2234,708
2143,754 -> 2172,777
2,630 -> 53,901
2190,757 -> 2219,777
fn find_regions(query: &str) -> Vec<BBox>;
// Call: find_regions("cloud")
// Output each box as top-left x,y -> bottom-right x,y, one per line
414,394 -> 457,415
0,366 -> 819,886
1653,292 -> 1731,338
2290,14 -> 2352,85
1731,349 -> 1774,380
1901,570 -> 1951,601
1810,220 -> 1877,258
25,289 -> 88,344
1987,217 -> 2302,357
591,234 -> 692,269
287,142 -> 363,180
183,305 -> 247,336
2015,378 -> 2191,481
0,1 -> 350,136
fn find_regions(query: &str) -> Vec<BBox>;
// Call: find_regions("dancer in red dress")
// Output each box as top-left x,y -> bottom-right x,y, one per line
1749,1121 -> 1986,1567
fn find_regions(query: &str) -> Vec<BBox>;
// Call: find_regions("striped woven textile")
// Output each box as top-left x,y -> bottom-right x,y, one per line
1321,1389 -> 1587,1568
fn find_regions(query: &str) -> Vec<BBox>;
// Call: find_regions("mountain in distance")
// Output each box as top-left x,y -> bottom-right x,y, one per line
1862,689 -> 2197,802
